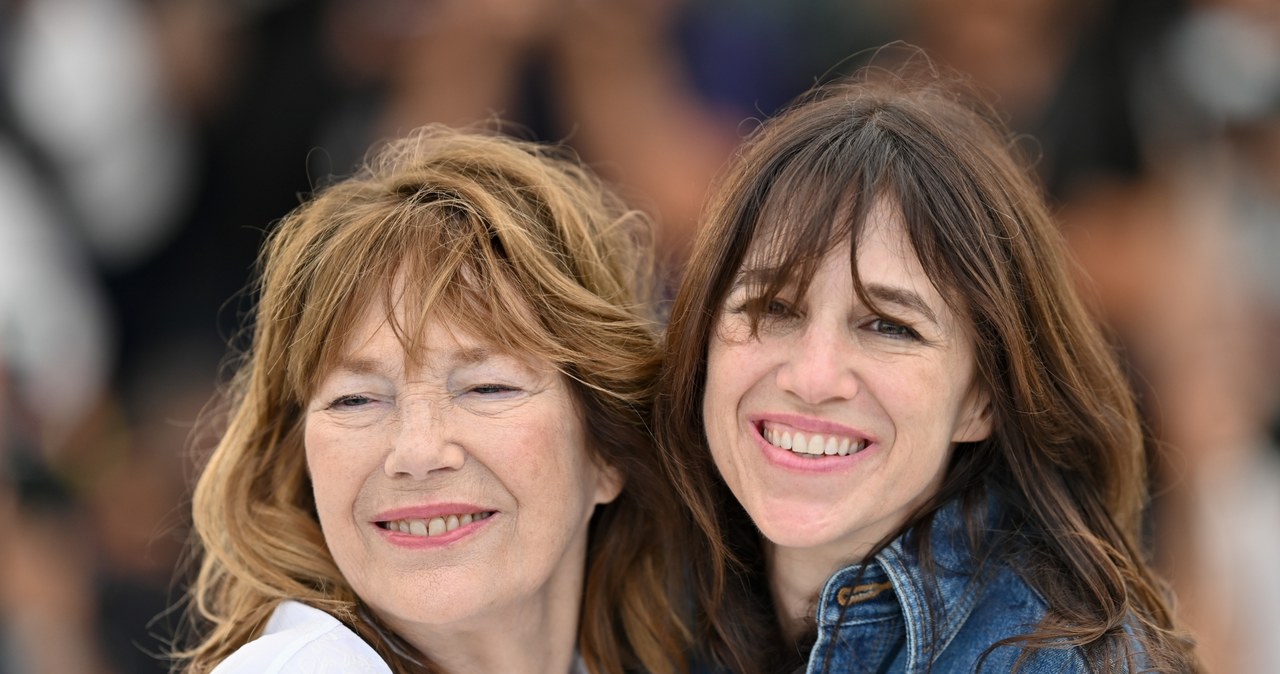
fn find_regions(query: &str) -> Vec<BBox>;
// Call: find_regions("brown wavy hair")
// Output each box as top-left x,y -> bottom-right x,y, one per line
656,66 -> 1202,673
177,127 -> 690,674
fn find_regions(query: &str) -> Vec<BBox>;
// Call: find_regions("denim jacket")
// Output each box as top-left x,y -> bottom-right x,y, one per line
804,498 -> 1129,674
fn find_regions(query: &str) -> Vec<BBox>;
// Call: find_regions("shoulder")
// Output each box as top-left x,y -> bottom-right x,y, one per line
955,568 -> 1143,673
212,601 -> 392,674
971,562 -> 1053,627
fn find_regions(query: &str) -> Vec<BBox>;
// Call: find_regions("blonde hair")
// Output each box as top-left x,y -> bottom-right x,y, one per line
178,127 -> 688,674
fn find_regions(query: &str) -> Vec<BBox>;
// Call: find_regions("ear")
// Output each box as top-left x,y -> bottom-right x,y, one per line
592,462 -> 625,506
952,386 -> 993,444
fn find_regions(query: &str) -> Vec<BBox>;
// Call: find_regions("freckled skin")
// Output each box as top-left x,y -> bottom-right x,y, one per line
305,299 -> 621,660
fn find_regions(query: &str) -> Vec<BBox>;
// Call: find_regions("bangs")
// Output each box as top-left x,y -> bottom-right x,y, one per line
287,193 -> 564,402
381,259 -> 559,375
719,99 -> 982,336
732,126 -> 893,322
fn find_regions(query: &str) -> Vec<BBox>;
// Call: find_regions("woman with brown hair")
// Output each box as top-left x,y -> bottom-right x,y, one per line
178,127 -> 690,674
656,67 -> 1203,673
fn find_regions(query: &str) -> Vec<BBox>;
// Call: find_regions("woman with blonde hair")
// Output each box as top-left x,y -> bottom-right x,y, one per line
178,127 -> 689,674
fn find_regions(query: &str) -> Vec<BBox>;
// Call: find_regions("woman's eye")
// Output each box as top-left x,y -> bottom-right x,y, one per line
868,318 -> 918,340
763,299 -> 793,316
330,394 -> 373,408
469,384 -> 518,395
734,296 -> 794,318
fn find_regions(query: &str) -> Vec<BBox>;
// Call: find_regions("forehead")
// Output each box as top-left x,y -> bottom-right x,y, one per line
312,266 -> 551,383
738,200 -> 965,323
339,291 -> 536,366
848,204 -> 933,286
318,290 -> 584,416
741,198 -> 920,280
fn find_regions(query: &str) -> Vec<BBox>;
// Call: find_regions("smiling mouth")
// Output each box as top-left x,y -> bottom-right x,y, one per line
377,511 -> 494,537
761,422 -> 867,458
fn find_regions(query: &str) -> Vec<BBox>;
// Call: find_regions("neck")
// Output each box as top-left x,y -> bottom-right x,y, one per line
767,542 -> 866,642
395,542 -> 588,674
415,615 -> 580,674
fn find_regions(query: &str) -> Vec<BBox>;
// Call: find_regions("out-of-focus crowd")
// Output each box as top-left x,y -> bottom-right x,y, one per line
1,1 -> 1276,672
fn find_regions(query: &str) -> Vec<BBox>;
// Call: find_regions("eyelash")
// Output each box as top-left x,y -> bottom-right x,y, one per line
329,394 -> 373,408
732,295 -> 922,341
730,295 -> 797,317
866,318 -> 920,341
323,381 -> 521,409
469,384 -> 518,395
763,299 -> 795,317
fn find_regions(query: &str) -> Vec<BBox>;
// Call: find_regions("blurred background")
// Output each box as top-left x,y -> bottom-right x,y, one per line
1,0 -> 1277,671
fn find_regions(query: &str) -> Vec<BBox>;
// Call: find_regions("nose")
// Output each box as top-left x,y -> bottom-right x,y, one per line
774,320 -> 861,405
383,399 -> 466,479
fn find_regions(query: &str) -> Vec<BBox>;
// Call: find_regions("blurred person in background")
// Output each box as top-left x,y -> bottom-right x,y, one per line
315,0 -> 741,277
2,0 -> 196,671
3,10 -> 120,670
1062,1 -> 1280,671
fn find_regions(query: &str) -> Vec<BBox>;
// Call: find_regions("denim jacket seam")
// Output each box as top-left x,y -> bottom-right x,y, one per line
878,546 -> 927,673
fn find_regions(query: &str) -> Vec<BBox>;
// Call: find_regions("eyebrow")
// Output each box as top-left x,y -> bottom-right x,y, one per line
329,357 -> 394,377
863,283 -> 939,325
731,268 -> 939,322
730,266 -> 786,290
449,346 -> 498,366
331,346 -> 500,375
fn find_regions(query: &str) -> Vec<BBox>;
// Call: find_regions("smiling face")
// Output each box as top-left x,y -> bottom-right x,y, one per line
701,203 -> 991,570
304,296 -> 621,647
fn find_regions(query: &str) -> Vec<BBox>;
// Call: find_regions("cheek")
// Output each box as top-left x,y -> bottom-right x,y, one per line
702,339 -> 757,467
880,367 -> 972,470
562,426 -> 621,511
704,332 -> 747,401
304,421 -> 375,515
304,422 -> 338,477
867,368 -> 947,449
302,422 -> 328,488
496,414 -> 599,512
701,343 -> 733,441
934,329 -> 987,435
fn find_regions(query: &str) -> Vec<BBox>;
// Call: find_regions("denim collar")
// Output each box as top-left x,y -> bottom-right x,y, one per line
809,497 -> 991,672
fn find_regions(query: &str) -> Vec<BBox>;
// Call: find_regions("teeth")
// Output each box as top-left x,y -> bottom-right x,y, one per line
382,511 -> 491,537
762,424 -> 865,458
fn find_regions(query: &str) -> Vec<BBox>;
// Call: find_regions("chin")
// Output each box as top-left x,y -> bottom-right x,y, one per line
748,502 -> 845,550
376,594 -> 483,629
760,529 -> 835,550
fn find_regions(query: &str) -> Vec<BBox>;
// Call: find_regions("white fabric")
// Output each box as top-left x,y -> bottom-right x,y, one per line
212,601 -> 392,674
212,599 -> 593,673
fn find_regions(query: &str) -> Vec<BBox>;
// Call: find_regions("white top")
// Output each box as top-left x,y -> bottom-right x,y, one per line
212,601 -> 392,674
212,599 -> 591,674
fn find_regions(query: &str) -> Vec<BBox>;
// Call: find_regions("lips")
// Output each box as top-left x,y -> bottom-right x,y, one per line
759,420 -> 868,458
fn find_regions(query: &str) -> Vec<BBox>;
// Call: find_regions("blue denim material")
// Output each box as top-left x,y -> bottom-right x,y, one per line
803,498 -> 1129,674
